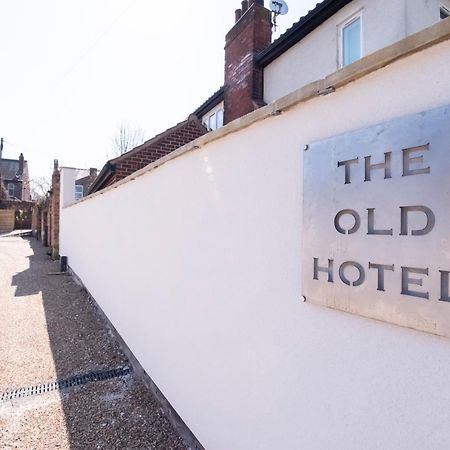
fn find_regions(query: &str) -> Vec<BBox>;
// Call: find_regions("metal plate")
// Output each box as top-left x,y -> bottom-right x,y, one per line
303,105 -> 450,337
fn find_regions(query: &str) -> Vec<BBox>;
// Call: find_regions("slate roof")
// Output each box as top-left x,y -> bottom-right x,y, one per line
0,159 -> 24,181
193,86 -> 225,119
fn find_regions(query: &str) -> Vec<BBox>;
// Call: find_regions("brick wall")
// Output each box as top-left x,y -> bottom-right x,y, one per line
224,1 -> 272,124
50,168 -> 60,259
104,118 -> 207,189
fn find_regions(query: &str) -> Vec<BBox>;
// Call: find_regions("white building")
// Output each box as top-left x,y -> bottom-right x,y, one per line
196,0 -> 450,124
60,2 -> 450,449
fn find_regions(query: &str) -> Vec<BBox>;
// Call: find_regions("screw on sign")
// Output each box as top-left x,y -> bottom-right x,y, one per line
312,143 -> 450,302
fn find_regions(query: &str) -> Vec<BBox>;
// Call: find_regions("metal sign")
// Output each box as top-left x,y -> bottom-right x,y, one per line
303,105 -> 450,337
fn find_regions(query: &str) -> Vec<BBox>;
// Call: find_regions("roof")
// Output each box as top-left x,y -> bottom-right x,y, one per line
108,116 -> 205,165
192,1 -> 353,120
86,163 -> 115,195
193,86 -> 225,118
88,116 -> 207,194
0,158 -> 25,181
256,0 -> 353,67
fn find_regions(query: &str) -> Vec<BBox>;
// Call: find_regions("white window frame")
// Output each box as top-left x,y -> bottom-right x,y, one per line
7,183 -> 14,197
201,102 -> 225,132
75,184 -> 83,200
208,113 -> 217,131
338,10 -> 363,69
440,5 -> 450,19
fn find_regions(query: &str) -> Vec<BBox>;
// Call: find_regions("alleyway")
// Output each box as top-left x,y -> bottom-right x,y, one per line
0,237 -> 187,449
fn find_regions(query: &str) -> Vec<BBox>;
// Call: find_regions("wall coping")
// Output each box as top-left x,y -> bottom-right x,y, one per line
64,19 -> 450,209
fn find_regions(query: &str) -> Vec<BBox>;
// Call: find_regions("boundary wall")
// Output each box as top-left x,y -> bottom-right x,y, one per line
61,22 -> 450,450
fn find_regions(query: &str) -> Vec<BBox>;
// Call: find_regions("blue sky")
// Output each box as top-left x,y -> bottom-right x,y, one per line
0,0 -> 319,178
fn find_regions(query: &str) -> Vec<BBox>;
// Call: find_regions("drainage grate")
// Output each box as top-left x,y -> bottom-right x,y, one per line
0,366 -> 132,401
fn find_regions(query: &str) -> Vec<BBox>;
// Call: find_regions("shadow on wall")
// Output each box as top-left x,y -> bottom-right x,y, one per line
7,237 -> 188,449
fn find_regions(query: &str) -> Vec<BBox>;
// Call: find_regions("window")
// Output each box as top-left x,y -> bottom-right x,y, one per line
441,6 -> 450,19
340,14 -> 362,67
203,108 -> 225,131
75,185 -> 83,200
208,113 -> 217,131
7,183 -> 14,197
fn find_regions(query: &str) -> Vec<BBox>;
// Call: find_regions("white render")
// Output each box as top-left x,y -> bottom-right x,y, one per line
59,167 -> 77,210
264,0 -> 450,103
61,38 -> 450,450
60,167 -> 91,209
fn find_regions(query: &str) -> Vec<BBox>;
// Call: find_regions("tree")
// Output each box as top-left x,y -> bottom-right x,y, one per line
30,176 -> 51,202
110,123 -> 146,158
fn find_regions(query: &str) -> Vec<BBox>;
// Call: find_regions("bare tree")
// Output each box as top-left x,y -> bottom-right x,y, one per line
110,123 -> 146,157
30,176 -> 51,202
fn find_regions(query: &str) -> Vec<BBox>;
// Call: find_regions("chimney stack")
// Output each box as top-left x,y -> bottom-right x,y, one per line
224,1 -> 272,124
89,167 -> 97,178
18,153 -> 24,175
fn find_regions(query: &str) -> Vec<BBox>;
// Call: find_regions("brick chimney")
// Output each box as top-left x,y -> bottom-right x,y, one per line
18,153 -> 24,175
224,0 -> 272,124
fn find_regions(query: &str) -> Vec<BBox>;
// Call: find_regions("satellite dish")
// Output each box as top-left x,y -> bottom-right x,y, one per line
269,0 -> 289,30
270,0 -> 289,15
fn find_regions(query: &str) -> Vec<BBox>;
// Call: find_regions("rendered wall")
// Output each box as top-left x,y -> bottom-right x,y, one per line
263,0 -> 450,103
60,168 -> 77,209
61,39 -> 450,450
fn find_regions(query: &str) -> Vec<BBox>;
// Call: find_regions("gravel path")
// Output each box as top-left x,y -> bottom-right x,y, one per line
0,236 -> 187,450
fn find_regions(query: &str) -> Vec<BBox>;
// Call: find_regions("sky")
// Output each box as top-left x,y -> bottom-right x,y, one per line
0,0 -> 320,179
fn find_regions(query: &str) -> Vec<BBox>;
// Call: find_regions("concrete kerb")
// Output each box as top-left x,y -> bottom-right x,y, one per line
68,266 -> 205,450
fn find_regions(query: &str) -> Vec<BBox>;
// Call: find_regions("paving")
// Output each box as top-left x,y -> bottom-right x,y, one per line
0,236 -> 187,450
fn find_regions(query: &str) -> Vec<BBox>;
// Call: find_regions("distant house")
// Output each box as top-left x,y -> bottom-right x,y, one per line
0,151 -> 31,201
74,168 -> 97,199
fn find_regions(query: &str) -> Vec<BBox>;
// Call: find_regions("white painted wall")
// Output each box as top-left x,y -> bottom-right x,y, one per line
61,40 -> 450,450
59,167 -> 77,210
407,0 -> 450,35
264,0 -> 450,103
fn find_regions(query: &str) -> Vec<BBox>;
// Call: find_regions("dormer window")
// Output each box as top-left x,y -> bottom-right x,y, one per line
203,108 -> 224,131
7,183 -> 14,197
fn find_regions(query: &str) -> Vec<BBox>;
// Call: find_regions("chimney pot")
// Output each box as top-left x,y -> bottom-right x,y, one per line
89,168 -> 97,178
241,0 -> 248,14
235,8 -> 242,22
